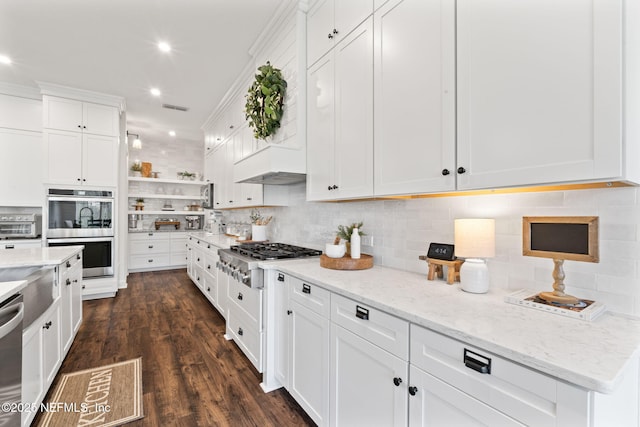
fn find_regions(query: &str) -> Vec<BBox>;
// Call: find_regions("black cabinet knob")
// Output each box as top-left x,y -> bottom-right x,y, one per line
457,167 -> 466,174
328,33 -> 333,39
328,185 -> 332,191
393,377 -> 402,387
287,310 -> 292,315
333,28 -> 338,35
66,278 -> 71,286
332,185 -> 338,190
442,169 -> 450,176
238,327 -> 244,336
238,293 -> 243,301
207,287 -> 211,292
409,386 -> 418,396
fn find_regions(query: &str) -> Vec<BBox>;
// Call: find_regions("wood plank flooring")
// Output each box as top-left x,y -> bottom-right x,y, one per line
34,269 -> 315,426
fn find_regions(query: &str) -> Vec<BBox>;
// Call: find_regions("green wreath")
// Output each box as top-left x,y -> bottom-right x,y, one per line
245,61 -> 287,140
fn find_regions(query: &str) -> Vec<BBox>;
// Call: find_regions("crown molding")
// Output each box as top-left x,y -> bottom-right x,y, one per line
0,82 -> 42,100
37,81 -> 126,112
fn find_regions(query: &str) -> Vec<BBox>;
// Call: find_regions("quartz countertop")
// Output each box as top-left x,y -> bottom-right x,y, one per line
0,280 -> 28,304
187,232 -> 237,249
262,259 -> 640,394
0,246 -> 83,269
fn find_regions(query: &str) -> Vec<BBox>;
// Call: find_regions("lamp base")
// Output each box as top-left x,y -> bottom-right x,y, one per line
460,258 -> 489,294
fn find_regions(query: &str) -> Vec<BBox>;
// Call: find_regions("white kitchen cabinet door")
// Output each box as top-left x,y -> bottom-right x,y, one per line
307,54 -> 336,201
289,299 -> 330,426
83,134 -> 118,187
307,0 -> 374,67
456,0 -> 623,190
212,146 -> 226,210
70,259 -> 83,335
82,102 -> 119,137
44,129 -> 83,185
204,150 -> 215,183
273,272 -> 290,389
408,365 -> 524,427
333,18 -> 374,199
0,129 -> 43,206
42,303 -> 62,387
22,320 -> 44,427
374,0 -> 456,196
307,18 -> 374,201
44,96 -> 118,137
330,324 -> 408,427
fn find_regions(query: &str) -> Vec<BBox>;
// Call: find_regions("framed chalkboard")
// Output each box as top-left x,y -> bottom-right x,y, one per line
522,216 -> 599,263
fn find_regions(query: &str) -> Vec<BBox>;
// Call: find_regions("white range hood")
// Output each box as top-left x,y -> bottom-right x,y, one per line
234,144 -> 306,185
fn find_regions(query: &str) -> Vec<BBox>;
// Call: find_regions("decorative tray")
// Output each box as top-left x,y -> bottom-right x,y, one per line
320,254 -> 373,270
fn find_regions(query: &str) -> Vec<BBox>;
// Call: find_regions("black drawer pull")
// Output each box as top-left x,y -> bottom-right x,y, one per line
237,292 -> 243,301
5,245 -> 14,249
464,348 -> 491,374
356,305 -> 369,320
277,273 -> 285,282
302,284 -> 311,294
409,386 -> 418,396
393,377 -> 402,386
287,310 -> 292,315
149,245 -> 154,249
66,260 -> 71,268
77,254 -> 81,260
238,327 -> 243,336
66,278 -> 71,286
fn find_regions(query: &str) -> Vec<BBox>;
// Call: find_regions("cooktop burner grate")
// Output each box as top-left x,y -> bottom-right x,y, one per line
230,242 -> 322,260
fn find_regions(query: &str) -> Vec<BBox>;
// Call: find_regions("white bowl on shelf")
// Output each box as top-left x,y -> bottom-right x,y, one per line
325,243 -> 346,258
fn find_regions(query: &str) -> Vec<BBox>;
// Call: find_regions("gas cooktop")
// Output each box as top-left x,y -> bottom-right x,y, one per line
229,242 -> 322,261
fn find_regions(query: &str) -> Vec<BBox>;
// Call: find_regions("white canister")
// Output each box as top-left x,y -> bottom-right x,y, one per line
252,224 -> 268,241
350,228 -> 361,259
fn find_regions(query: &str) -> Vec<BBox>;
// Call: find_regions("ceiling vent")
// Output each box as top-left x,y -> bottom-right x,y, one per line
162,103 -> 189,112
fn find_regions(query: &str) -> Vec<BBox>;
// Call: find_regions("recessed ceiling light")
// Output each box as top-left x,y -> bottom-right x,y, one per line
150,87 -> 161,97
158,42 -> 171,53
169,130 -> 176,137
0,55 -> 12,65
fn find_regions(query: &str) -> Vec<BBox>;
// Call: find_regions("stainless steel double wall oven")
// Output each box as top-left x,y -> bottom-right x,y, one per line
46,189 -> 114,278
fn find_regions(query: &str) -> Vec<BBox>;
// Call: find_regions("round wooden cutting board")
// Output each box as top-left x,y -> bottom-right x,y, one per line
320,254 -> 373,270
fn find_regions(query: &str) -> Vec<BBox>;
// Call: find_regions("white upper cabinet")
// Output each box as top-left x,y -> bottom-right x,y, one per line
307,0 -> 374,67
307,18 -> 374,201
43,96 -> 119,137
43,95 -> 119,187
373,0 -> 456,196
456,0 -> 625,190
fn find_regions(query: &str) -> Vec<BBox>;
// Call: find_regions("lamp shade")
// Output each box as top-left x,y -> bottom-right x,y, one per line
454,219 -> 495,258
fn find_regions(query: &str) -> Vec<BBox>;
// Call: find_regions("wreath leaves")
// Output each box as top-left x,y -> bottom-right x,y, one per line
245,61 -> 287,140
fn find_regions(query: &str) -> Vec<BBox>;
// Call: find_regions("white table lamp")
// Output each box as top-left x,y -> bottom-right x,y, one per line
454,219 -> 495,293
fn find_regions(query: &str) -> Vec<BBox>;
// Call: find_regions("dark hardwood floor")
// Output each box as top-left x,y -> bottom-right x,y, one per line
35,269 -> 315,426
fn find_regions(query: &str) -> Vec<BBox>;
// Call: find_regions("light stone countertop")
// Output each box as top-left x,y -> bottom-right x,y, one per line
0,280 -> 28,304
187,232 -> 238,249
262,258 -> 640,394
0,246 -> 83,269
0,246 -> 83,304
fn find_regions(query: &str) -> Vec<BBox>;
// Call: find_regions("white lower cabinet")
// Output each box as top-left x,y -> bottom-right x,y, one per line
331,324 -> 408,426
267,272 -> 639,427
22,298 -> 62,427
129,232 -> 188,272
22,253 -> 84,427
289,299 -> 330,425
408,365 -> 523,427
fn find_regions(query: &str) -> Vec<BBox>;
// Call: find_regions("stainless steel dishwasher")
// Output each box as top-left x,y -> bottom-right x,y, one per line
0,293 -> 24,427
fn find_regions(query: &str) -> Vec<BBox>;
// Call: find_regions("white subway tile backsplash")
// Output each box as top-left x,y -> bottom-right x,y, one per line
223,185 -> 640,316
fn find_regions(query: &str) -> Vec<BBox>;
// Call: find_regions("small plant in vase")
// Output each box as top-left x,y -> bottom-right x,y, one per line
335,222 -> 365,254
130,162 -> 142,177
250,209 -> 273,241
135,198 -> 145,211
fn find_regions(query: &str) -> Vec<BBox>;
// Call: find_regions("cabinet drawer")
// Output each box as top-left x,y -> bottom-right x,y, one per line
170,238 -> 188,253
170,253 -> 187,267
129,254 -> 171,270
331,293 -> 408,360
129,240 -> 171,255
289,276 -> 331,318
59,252 -> 82,276
227,278 -> 263,331
227,309 -> 263,373
410,325 -> 557,426
129,231 -> 169,241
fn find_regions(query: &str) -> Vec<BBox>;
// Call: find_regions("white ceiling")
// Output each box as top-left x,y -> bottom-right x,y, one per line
0,0 -> 284,145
